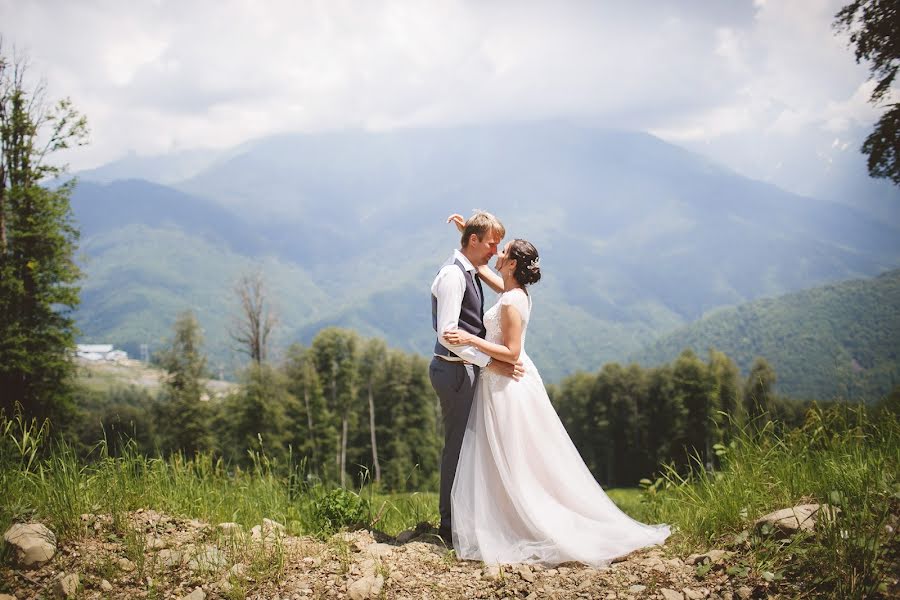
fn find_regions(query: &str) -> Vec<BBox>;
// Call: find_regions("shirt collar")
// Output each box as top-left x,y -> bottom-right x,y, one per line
453,249 -> 477,273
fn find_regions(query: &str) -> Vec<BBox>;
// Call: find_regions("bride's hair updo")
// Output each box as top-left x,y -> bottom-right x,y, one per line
507,239 -> 541,286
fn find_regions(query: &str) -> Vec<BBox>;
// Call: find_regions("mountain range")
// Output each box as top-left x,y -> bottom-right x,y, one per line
69,121 -> 900,387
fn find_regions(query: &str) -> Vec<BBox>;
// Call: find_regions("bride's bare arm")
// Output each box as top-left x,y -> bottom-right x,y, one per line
476,264 -> 504,294
442,304 -> 524,363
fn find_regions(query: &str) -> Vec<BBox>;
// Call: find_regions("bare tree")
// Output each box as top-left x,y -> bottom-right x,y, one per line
231,270 -> 276,365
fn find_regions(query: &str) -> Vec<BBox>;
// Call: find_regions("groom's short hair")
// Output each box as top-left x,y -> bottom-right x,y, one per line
461,211 -> 505,248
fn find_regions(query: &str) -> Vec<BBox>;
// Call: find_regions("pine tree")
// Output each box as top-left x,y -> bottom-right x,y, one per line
155,311 -> 211,455
311,328 -> 359,486
283,343 -> 332,478
744,357 -> 777,429
672,350 -> 719,468
708,349 -> 743,437
0,46 -> 88,422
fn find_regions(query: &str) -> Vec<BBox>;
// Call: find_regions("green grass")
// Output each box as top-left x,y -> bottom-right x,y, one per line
641,405 -> 899,598
2,405 -> 896,598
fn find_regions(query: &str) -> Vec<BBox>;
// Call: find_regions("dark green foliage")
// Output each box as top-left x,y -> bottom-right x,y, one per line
834,0 -> 900,186
309,487 -> 371,535
630,269 -> 900,402
551,349 -> 816,486
0,50 -> 88,422
154,310 -> 211,455
744,357 -> 777,429
673,350 -> 720,468
68,385 -> 158,456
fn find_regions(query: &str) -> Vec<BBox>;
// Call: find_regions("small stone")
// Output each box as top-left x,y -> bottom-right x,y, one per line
100,579 -> 113,592
660,589 -> 684,600
365,543 -> 394,558
218,579 -> 233,593
230,563 -> 247,577
218,522 -> 243,534
517,565 -> 535,582
158,549 -> 183,567
390,571 -> 405,583
3,523 -> 57,568
118,557 -> 136,572
187,545 -> 227,572
263,518 -> 286,533
53,572 -> 79,598
0,594 -> 17,600
754,504 -> 839,536
483,564 -> 502,580
181,588 -> 206,600
684,588 -> 708,599
736,587 -> 753,600
146,535 -> 167,550
347,574 -> 383,600
628,585 -> 647,593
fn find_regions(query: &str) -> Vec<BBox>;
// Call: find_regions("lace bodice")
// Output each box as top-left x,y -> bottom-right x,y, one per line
484,288 -> 531,345
482,288 -> 532,387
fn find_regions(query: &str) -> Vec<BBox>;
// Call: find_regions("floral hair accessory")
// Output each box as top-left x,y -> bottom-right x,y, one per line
527,257 -> 540,272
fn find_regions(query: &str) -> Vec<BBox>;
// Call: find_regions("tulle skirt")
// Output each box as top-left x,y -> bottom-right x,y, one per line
450,355 -> 670,567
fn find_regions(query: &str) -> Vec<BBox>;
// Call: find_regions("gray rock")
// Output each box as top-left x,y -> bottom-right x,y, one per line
181,588 -> 206,600
660,589 -> 684,600
684,588 -> 709,599
348,574 -> 384,600
517,564 -> 535,582
157,549 -> 183,567
3,523 -> 57,568
689,549 -> 731,565
0,594 -> 17,600
53,572 -> 79,598
364,542 -> 394,558
754,504 -> 838,536
100,579 -> 113,591
482,564 -> 502,580
628,585 -> 647,593
187,545 -> 228,572
217,522 -> 243,535
118,557 -> 136,572
735,587 -> 753,600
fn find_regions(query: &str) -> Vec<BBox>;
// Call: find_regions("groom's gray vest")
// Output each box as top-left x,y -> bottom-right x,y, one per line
432,259 -> 486,357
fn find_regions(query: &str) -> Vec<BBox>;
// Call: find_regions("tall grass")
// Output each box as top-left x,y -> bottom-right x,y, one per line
3,405 -> 896,597
642,404 -> 899,598
0,414 -> 433,542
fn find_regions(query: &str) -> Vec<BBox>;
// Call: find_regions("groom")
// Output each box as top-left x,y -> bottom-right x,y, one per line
429,210 -> 522,543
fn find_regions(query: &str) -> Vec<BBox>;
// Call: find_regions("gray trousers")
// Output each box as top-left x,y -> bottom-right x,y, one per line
429,357 -> 479,532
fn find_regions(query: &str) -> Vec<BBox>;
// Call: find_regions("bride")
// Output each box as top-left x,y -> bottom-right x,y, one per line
442,216 -> 670,567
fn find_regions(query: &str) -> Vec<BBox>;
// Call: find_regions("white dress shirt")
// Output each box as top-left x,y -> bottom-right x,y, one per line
431,249 -> 491,367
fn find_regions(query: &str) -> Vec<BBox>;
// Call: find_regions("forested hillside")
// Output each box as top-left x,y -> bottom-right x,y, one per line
629,269 -> 900,402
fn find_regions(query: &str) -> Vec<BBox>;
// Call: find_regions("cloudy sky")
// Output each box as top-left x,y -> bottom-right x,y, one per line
1,0 -> 893,200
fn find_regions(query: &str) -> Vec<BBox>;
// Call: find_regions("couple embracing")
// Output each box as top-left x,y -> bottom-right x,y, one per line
429,211 -> 670,568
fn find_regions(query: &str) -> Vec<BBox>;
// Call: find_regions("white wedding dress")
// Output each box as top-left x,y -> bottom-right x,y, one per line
451,288 -> 670,567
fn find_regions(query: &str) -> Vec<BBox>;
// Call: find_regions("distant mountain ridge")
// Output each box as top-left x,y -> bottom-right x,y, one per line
69,121 -> 900,382
628,268 -> 900,402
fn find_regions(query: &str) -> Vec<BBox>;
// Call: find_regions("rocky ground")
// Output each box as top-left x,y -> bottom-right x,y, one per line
0,509 -> 792,600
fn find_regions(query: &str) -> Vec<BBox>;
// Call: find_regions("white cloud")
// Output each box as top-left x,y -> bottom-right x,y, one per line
0,0 -> 892,195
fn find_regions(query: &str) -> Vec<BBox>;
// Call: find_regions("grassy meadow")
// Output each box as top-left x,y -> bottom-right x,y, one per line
1,404 -> 897,598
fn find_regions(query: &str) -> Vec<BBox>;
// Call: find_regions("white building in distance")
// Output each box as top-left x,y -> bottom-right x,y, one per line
76,344 -> 128,362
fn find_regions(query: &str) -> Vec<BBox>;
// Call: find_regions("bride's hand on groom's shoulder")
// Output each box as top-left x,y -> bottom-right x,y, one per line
447,213 -> 465,233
